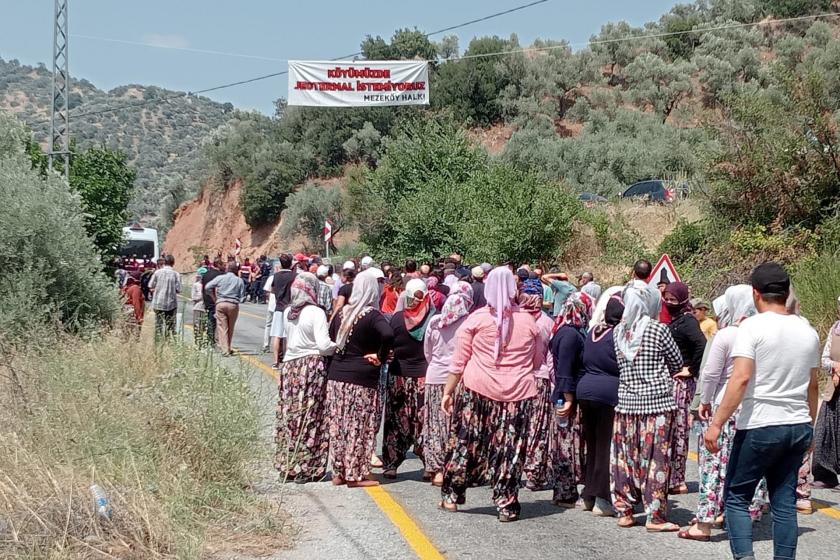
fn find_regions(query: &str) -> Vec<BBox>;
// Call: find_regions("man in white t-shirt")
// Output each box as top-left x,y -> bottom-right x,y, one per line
705,262 -> 820,560
261,261 -> 282,353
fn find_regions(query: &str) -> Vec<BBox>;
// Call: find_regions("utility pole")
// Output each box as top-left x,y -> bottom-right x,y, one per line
49,0 -> 70,177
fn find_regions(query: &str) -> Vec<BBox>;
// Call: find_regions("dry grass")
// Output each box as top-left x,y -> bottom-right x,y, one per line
0,332 -> 281,559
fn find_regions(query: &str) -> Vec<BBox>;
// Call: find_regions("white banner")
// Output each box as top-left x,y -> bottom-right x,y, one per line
288,60 -> 429,107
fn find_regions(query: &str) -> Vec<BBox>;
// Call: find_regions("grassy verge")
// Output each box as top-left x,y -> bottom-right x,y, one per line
0,333 -> 283,559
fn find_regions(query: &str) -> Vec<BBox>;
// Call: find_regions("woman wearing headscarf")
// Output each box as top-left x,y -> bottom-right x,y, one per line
679,284 -> 767,541
275,272 -> 337,484
577,295 -> 624,516
439,267 -> 541,522
425,276 -> 447,312
611,284 -> 683,530
423,281 -> 474,487
327,273 -> 394,487
382,278 -> 435,479
519,284 -> 554,490
662,281 -> 708,495
380,270 -> 403,314
549,291 -> 592,507
813,296 -> 840,489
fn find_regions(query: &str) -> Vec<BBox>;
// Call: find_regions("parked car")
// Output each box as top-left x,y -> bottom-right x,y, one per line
621,180 -> 675,202
578,192 -> 608,204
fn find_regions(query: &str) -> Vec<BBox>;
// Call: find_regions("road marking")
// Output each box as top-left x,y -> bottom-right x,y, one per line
364,485 -> 446,560
687,450 -> 839,520
186,314 -> 442,558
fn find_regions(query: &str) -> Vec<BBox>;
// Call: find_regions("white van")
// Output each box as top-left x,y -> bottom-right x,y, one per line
119,223 -> 160,261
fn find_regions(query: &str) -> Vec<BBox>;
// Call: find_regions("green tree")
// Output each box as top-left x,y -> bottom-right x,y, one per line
361,28 -> 438,61
762,0 -> 831,18
69,146 -> 135,261
239,141 -> 314,227
0,112 -> 117,339
279,182 -> 345,251
458,165 -> 582,263
342,121 -> 382,167
625,53 -> 695,121
433,35 -> 526,126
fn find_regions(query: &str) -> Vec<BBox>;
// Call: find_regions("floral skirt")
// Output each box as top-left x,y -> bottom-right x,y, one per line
523,378 -> 554,489
669,376 -> 696,488
697,414 -> 768,523
275,355 -> 330,480
611,411 -> 674,523
422,383 -> 450,473
383,375 -> 425,471
441,388 -> 533,515
327,380 -> 381,482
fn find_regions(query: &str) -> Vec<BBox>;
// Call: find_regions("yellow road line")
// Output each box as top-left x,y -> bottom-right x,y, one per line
182,321 -> 278,382
687,450 -> 840,520
364,485 -> 446,560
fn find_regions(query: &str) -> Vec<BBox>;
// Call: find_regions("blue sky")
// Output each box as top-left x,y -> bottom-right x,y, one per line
0,0 -> 679,114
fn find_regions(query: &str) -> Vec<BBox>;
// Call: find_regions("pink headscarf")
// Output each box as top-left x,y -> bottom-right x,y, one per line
485,266 -> 518,362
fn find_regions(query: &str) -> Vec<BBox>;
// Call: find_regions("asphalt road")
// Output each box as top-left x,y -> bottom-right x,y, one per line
184,300 -> 840,560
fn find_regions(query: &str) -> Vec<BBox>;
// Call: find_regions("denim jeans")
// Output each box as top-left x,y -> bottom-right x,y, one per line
724,423 -> 813,560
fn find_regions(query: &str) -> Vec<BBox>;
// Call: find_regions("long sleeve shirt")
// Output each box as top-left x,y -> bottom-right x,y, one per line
668,313 -> 708,377
450,307 -> 541,402
149,266 -> 181,311
389,312 -> 428,378
328,309 -> 394,388
423,315 -> 466,385
283,305 -> 336,361
550,325 -> 585,403
614,321 -> 683,415
699,326 -> 738,405
534,314 -> 555,381
204,272 -> 245,304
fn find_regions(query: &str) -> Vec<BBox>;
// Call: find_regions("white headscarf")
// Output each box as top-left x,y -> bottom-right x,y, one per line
724,284 -> 756,326
624,278 -> 661,319
712,294 -> 729,329
335,273 -> 380,351
590,285 -> 623,326
615,284 -> 654,362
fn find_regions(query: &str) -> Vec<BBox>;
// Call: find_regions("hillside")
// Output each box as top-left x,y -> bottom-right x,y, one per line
0,56 -> 235,219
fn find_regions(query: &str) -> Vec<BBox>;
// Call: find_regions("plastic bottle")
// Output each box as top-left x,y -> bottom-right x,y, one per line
555,397 -> 568,429
90,485 -> 112,520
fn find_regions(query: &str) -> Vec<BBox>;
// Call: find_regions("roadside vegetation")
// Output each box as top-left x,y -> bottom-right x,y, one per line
0,110 -> 274,559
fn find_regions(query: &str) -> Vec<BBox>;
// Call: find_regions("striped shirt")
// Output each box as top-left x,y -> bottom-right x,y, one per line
614,321 -> 683,415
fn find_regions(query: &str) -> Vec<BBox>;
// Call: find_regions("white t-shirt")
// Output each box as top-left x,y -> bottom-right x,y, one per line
731,311 -> 820,430
282,305 -> 336,362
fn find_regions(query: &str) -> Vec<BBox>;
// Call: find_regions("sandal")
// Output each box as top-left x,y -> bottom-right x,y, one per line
677,527 -> 711,542
646,522 -> 680,533
382,469 -> 397,480
618,516 -> 635,528
347,479 -> 379,488
438,500 -> 458,513
331,475 -> 346,486
498,510 -> 520,523
422,472 -> 433,482
552,499 -> 577,509
669,484 -> 689,495
370,455 -> 384,469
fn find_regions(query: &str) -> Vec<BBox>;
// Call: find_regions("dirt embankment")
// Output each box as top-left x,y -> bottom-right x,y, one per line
163,181 -> 289,272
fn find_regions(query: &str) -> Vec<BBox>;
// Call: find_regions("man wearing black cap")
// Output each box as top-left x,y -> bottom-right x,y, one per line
704,262 -> 820,560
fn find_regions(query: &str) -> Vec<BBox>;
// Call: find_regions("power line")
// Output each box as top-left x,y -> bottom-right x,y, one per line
451,10 -> 840,63
72,34 -> 287,62
67,0 -> 552,120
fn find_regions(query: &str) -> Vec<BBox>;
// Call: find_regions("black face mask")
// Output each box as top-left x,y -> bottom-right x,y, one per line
665,302 -> 684,317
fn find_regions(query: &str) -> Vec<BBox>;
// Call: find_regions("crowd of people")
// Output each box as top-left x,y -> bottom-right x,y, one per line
124,249 -> 840,558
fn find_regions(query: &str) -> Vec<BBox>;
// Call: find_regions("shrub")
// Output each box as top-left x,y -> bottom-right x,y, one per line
0,113 -> 117,341
792,250 -> 840,336
658,219 -> 713,263
279,182 -> 345,251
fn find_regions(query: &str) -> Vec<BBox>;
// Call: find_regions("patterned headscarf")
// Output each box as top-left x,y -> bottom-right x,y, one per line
553,291 -> 593,333
517,292 -> 543,319
615,285 -> 654,362
287,272 -> 319,321
521,277 -> 543,296
485,266 -> 518,362
403,278 -> 435,341
438,281 -> 474,329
